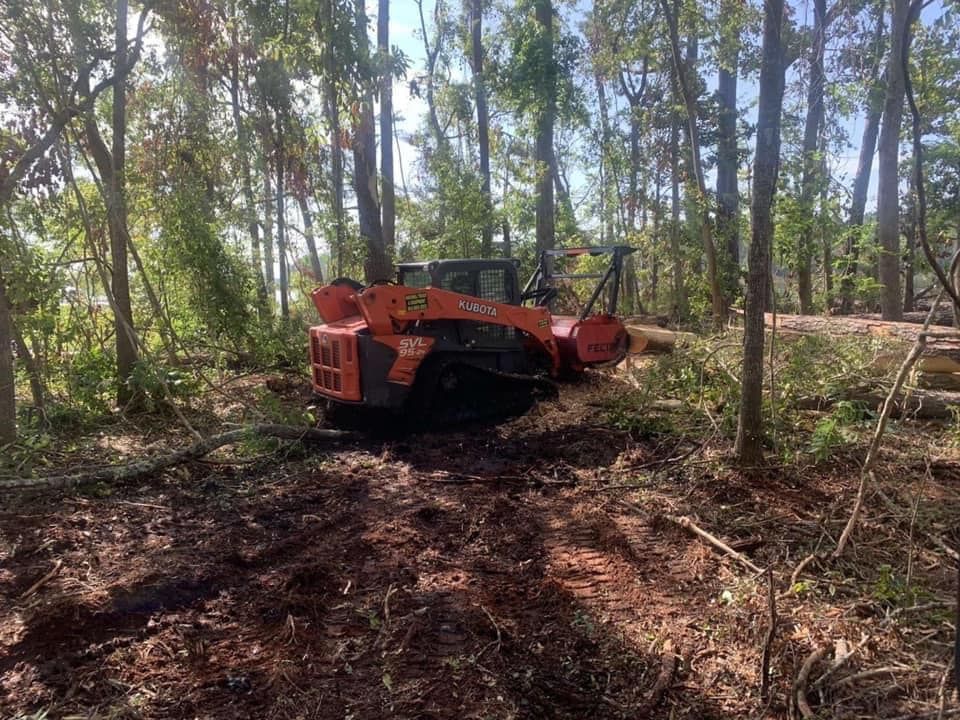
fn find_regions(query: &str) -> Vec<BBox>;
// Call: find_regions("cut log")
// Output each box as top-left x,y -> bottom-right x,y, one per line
917,373 -> 960,392
747,312 -> 960,365
625,324 -> 684,354
848,309 -> 955,328
796,387 -> 960,419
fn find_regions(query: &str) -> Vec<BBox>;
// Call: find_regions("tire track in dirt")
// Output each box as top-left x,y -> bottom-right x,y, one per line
542,503 -> 698,648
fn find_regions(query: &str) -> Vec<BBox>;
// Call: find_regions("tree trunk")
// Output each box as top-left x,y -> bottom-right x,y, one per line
275,115 -> 290,319
595,74 -> 616,246
660,0 -> 725,327
416,0 -> 444,147
262,159 -> 276,304
839,7 -> 886,313
796,0 -> 827,315
877,0 -> 909,321
840,100 -> 884,311
627,106 -> 640,232
354,0 -> 390,283
903,169 -> 916,312
321,10 -> 346,280
534,0 -> 555,256
110,0 -> 138,407
651,169 -> 662,305
298,196 -> 323,282
669,113 -> 686,319
228,8 -> 269,317
9,318 -> 44,414
716,0 -> 741,300
0,275 -> 15,446
471,0 -> 494,257
820,148 -> 833,306
736,0 -> 785,464
378,0 -> 395,256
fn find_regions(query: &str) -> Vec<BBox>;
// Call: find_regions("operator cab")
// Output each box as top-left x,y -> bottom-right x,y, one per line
397,258 -> 521,306
396,258 -> 521,346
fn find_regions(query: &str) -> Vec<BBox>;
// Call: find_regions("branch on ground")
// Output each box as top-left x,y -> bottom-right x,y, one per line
2,425 -> 355,491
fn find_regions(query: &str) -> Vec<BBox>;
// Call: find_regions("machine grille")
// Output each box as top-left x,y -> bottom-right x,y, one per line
314,334 -> 343,393
309,326 -> 361,402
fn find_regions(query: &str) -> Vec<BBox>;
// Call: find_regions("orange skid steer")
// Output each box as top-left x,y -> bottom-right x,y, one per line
309,246 -> 635,423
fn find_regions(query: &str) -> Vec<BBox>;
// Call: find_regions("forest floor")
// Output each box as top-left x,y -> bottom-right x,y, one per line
0,370 -> 958,719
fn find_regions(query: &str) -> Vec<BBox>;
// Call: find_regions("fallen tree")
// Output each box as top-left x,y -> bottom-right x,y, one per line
3,425 -> 355,491
796,385 -> 960,419
849,309 -> 955,327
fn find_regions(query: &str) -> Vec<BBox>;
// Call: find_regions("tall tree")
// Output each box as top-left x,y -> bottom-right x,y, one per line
660,0 -> 725,327
108,0 -> 138,406
839,6 -> 886,313
470,0 -> 494,257
877,0 -> 910,320
736,0 -> 785,463
378,0 -> 396,256
319,0 -> 347,278
795,0 -> 828,314
669,112 -> 686,317
353,0 -> 390,282
262,158 -> 276,303
715,0 -> 742,292
276,118 -> 290,319
227,3 -> 269,316
0,274 -> 14,446
534,0 -> 556,255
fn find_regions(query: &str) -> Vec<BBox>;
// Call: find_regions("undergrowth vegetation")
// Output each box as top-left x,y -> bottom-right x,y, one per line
613,332 -> 910,461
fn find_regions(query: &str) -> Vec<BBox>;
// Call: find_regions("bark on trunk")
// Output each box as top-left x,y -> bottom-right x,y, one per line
0,276 -> 15,445
470,0 -> 493,257
877,0 -> 909,321
839,99 -> 883,311
903,169 -> 916,312
9,318 -> 44,414
262,160 -> 276,304
716,0 -> 741,298
660,0 -> 725,327
534,0 -> 555,255
716,63 -> 740,277
354,0 -> 390,283
736,0 -> 785,464
378,0 -> 395,256
416,0 -> 444,147
275,120 -> 289,319
109,0 -> 138,407
796,0 -> 827,315
298,196 -> 323,282
321,8 -> 346,280
595,74 -> 616,245
669,113 -> 686,318
228,11 -> 269,316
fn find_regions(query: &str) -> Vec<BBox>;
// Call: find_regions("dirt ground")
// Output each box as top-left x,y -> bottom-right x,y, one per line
1,374 -> 957,719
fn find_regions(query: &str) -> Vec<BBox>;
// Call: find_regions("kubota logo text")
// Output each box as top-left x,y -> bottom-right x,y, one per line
457,299 -> 498,317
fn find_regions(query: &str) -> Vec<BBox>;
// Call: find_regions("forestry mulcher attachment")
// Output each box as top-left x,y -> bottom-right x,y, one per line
309,246 -> 635,424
